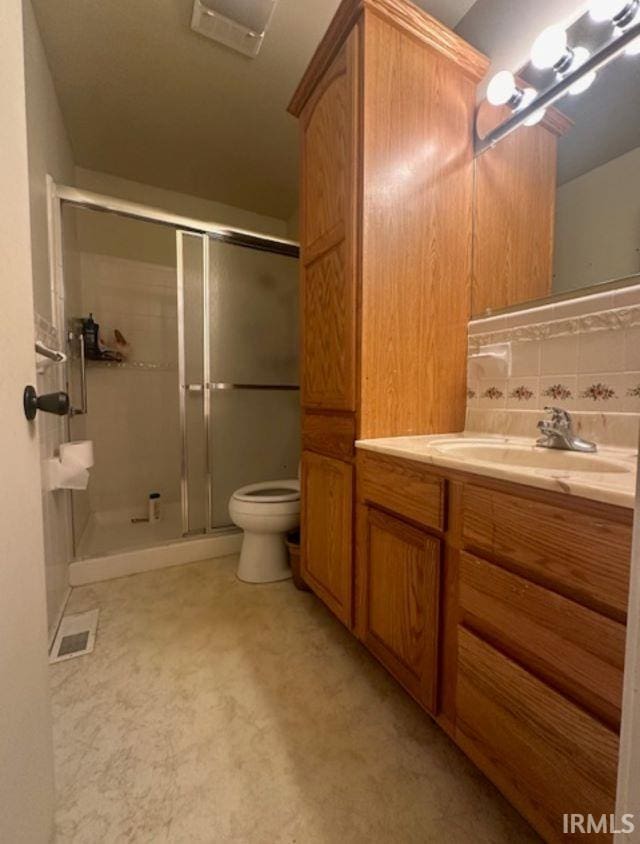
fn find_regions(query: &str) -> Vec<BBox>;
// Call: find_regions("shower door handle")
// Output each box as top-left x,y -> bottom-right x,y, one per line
184,384 -> 204,393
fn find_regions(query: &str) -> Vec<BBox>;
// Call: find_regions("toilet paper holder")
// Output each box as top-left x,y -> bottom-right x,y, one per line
23,386 -> 70,421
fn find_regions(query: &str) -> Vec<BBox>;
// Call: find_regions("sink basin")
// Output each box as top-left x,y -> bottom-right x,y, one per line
431,441 -> 631,474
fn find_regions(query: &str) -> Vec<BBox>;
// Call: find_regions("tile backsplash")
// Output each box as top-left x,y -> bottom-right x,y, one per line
467,283 -> 640,448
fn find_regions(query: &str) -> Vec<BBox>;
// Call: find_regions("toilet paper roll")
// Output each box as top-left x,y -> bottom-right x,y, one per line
59,440 -> 94,469
43,456 -> 90,491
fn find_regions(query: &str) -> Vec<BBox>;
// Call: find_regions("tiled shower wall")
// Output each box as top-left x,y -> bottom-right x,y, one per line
467,283 -> 640,448
72,250 -> 181,517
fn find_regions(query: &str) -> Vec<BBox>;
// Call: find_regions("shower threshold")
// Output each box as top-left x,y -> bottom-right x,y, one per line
70,501 -> 241,586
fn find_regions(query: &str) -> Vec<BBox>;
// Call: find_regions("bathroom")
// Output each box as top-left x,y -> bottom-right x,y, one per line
1,0 -> 640,841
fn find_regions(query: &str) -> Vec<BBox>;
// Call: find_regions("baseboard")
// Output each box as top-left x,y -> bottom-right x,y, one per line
68,531 -> 242,586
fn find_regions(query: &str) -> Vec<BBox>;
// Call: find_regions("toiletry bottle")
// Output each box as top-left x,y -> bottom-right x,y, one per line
148,492 -> 161,522
82,313 -> 101,360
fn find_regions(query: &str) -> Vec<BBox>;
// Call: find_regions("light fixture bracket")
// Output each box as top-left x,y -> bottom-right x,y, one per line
614,0 -> 640,27
476,12 -> 640,155
553,46 -> 576,73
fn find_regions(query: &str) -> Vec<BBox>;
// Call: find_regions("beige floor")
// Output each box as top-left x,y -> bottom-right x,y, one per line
51,556 -> 538,843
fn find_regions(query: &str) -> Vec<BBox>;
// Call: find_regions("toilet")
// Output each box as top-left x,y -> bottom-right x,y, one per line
229,479 -> 300,583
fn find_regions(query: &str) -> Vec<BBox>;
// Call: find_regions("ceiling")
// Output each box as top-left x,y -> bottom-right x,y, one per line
31,0 -> 476,223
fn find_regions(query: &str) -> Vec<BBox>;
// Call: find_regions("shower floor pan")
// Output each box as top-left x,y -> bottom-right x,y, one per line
71,501 -> 241,586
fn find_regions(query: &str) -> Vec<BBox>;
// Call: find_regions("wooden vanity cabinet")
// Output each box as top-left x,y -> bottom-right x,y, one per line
289,0 -> 488,630
357,506 -> 441,712
300,451 -> 354,626
354,448 -> 632,843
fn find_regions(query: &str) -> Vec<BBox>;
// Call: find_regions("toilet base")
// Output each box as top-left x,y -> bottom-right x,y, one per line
236,531 -> 292,583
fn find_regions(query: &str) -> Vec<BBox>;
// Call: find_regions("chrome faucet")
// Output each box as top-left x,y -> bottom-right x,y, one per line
536,406 -> 597,453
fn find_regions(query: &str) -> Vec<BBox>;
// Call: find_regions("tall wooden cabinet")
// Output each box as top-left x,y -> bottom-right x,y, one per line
289,0 -> 488,629
472,100 -> 573,315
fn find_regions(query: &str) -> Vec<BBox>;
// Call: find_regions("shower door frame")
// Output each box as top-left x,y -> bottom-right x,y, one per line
176,230 -> 301,536
49,180 -> 300,545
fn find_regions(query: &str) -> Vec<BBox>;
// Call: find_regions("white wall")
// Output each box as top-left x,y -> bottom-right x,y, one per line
0,1 -> 55,840
23,0 -> 76,636
554,146 -> 640,293
23,0 -> 75,323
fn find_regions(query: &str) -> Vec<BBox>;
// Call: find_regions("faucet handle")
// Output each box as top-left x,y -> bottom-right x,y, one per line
543,406 -> 573,430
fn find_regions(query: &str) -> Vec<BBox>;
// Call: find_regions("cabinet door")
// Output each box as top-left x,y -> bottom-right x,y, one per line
299,31 -> 358,411
359,507 -> 440,713
301,451 -> 353,627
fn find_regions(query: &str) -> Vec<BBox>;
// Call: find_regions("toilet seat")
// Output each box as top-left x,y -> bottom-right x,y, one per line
233,479 -> 300,504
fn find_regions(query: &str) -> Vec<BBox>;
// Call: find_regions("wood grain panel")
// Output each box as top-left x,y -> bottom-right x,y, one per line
301,243 -> 356,410
288,0 -> 488,116
301,450 -> 354,627
456,629 -> 619,843
302,411 -> 355,461
362,507 -> 440,712
299,31 -> 357,414
473,123 -> 557,316
359,12 -> 475,438
462,484 -> 632,621
357,450 -> 445,532
459,552 -> 626,727
301,49 -> 348,254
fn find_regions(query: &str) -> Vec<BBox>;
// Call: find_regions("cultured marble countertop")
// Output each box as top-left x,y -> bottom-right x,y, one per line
356,433 -> 638,510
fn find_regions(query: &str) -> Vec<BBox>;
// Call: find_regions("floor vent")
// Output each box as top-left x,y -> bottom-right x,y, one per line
49,609 -> 99,663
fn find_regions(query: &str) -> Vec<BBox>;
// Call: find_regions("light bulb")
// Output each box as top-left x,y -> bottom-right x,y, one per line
524,109 -> 546,127
516,88 -> 546,126
487,70 -> 518,106
623,10 -> 640,53
531,25 -> 570,70
590,0 -> 638,23
569,71 -> 597,94
566,46 -> 596,94
626,34 -> 640,54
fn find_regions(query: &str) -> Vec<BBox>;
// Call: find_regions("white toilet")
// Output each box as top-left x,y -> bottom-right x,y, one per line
229,479 -> 300,583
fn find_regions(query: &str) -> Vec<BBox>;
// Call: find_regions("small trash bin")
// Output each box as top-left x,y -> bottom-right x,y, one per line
286,529 -> 309,591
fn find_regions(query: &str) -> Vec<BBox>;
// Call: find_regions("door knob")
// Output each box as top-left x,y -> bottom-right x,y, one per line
23,386 -> 70,421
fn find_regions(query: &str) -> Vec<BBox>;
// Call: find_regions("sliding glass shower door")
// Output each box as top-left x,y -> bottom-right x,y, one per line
178,231 -> 300,535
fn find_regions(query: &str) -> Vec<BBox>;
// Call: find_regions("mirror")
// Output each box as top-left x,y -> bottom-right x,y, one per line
471,10 -> 640,317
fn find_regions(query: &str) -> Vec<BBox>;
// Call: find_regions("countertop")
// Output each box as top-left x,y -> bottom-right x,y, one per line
356,433 -> 638,510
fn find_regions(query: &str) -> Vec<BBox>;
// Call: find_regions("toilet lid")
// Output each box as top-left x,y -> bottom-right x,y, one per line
233,479 -> 300,504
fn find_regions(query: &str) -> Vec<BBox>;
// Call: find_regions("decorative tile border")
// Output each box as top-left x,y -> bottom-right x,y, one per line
509,385 -> 535,401
542,383 -> 573,401
469,303 -> 640,350
481,386 -> 504,400
580,382 -> 617,402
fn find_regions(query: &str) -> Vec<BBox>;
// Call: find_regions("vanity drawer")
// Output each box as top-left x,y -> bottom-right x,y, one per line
461,484 -> 632,620
459,552 -> 626,727
456,628 -> 619,843
357,451 -> 445,532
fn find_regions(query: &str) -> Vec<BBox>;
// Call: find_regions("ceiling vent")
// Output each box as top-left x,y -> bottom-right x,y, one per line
191,0 -> 278,58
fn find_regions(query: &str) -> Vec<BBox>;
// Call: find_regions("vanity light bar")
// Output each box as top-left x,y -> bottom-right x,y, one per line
477,14 -> 640,155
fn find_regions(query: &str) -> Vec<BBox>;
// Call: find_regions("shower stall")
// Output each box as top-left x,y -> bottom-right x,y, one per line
55,187 -> 299,576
